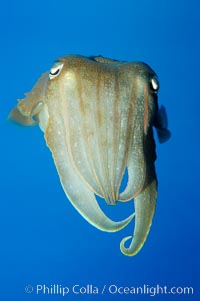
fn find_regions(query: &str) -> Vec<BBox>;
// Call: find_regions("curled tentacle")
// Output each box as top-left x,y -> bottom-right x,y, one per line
120,180 -> 157,256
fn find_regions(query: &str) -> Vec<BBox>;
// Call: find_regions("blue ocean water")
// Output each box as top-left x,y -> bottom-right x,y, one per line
0,0 -> 199,300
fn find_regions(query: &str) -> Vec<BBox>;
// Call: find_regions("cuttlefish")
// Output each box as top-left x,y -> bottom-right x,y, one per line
9,55 -> 170,256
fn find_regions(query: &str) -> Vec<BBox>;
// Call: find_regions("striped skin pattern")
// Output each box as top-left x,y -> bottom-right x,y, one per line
9,55 -> 170,256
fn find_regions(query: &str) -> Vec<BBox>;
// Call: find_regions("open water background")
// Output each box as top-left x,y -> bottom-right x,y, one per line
0,0 -> 199,300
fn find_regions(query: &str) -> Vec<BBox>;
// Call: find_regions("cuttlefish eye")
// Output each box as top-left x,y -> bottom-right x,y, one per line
150,77 -> 159,92
49,62 -> 64,80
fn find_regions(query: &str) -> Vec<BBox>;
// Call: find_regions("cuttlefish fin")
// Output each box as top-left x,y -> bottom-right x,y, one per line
8,72 -> 49,126
9,106 -> 37,126
120,179 -> 157,256
44,118 -> 134,233
154,105 -> 171,143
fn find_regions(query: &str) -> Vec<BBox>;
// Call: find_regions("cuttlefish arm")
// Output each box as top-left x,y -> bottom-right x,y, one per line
9,71 -> 134,233
44,117 -> 134,232
120,105 -> 170,256
119,75 -> 171,256
120,127 -> 157,256
120,180 -> 157,256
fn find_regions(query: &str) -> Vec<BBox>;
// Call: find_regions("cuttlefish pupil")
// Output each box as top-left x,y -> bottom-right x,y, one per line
9,54 -> 171,256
